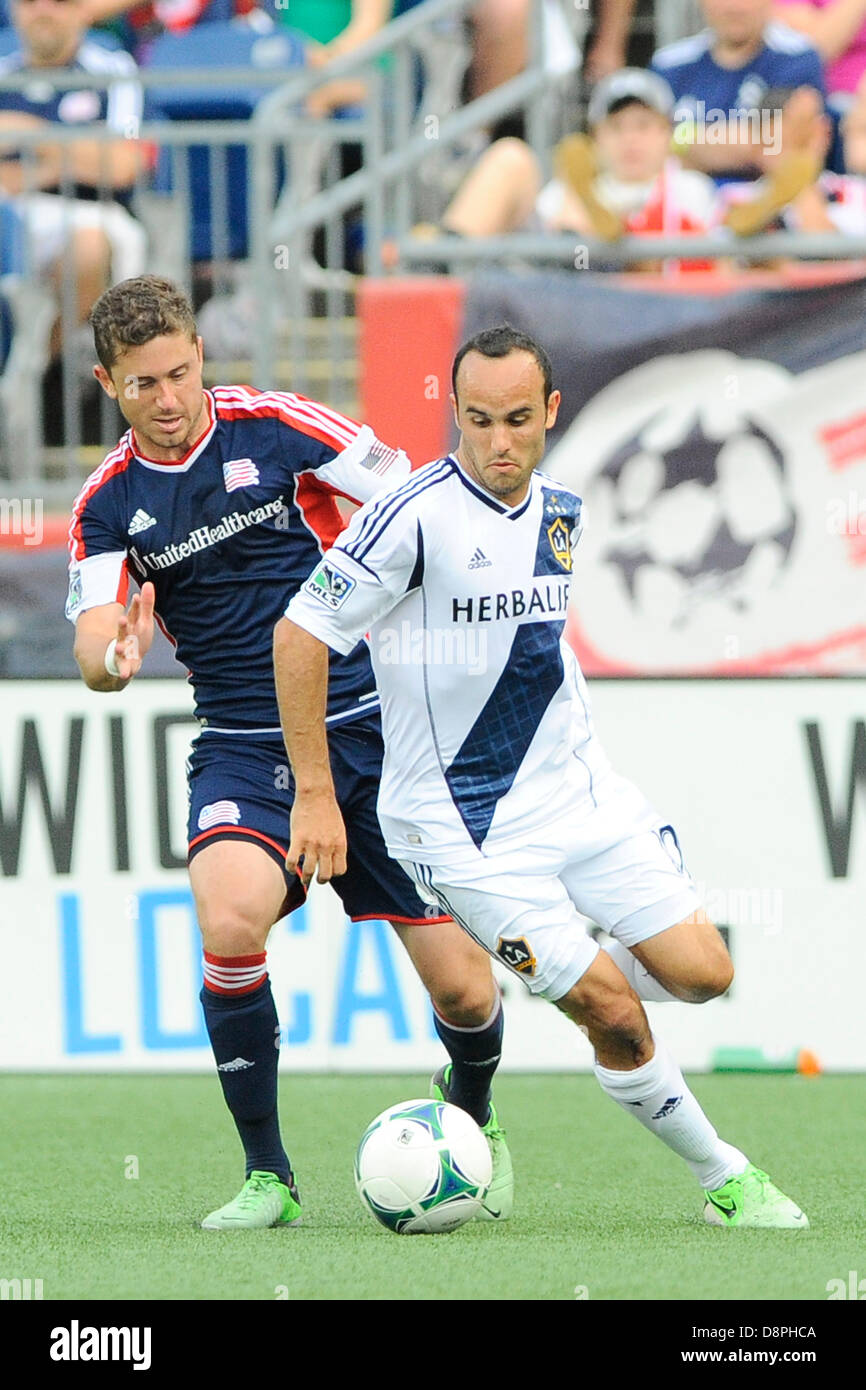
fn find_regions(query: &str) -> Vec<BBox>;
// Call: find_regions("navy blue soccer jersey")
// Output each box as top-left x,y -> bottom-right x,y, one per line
66,385 -> 412,728
0,40 -> 144,204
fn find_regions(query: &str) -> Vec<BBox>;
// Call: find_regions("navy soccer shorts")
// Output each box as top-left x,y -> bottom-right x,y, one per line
186,713 -> 449,925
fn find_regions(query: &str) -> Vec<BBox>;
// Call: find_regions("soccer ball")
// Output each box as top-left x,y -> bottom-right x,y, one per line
355,1098 -> 492,1234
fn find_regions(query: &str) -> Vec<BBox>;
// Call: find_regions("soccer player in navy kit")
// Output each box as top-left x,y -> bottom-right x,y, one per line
66,276 -> 512,1230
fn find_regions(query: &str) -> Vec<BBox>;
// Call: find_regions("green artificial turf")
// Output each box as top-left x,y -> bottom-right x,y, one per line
0,1073 -> 860,1301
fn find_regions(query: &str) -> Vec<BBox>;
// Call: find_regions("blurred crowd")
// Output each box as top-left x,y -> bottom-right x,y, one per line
0,0 -> 865,390
426,0 -> 866,270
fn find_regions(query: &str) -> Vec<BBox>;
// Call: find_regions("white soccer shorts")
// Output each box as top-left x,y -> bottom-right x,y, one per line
398,774 -> 701,1002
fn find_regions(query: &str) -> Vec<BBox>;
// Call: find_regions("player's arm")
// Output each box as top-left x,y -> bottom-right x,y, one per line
274,489 -> 424,884
67,473 -> 156,690
277,394 -> 413,506
73,582 -> 156,692
273,619 -> 347,888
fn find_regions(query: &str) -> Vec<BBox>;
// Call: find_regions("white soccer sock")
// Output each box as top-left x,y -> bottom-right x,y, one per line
594,1034 -> 747,1190
601,939 -> 681,1003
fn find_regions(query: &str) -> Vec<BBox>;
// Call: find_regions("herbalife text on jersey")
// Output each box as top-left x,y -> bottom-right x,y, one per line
377,621 -> 488,676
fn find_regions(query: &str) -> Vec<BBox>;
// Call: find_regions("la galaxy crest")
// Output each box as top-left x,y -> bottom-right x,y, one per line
547,516 -> 572,572
495,936 -> 537,976
544,492 -> 577,573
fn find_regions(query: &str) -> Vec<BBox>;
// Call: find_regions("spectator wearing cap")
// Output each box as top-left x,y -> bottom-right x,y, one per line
0,0 -> 148,356
413,68 -> 720,272
409,65 -> 823,267
652,0 -> 826,182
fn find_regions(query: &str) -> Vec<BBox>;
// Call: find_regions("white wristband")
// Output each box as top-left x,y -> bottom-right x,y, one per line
104,638 -> 121,677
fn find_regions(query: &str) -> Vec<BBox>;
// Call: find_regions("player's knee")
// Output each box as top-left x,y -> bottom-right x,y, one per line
430,982 -> 496,1028
199,913 -> 267,958
689,951 -> 734,1002
593,991 -> 647,1047
491,136 -> 534,171
563,975 -> 645,1041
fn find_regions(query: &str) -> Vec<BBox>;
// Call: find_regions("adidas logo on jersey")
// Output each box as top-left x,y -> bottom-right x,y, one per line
217,1057 -> 255,1072
128,509 -> 157,535
468,548 -> 492,569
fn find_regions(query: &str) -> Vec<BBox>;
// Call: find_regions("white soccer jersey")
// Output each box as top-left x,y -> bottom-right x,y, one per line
285,455 -> 615,865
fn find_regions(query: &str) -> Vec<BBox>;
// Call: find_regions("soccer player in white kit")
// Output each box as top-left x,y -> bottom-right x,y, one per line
274,326 -> 808,1229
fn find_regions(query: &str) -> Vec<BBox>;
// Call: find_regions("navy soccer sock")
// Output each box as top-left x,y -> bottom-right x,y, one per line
433,992 -> 503,1127
200,956 -> 292,1188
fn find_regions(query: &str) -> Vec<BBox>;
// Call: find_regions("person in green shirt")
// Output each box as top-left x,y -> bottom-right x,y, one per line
275,0 -> 394,115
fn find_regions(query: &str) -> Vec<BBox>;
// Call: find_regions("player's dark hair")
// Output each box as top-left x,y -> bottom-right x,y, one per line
90,275 -> 197,371
452,325 -> 553,404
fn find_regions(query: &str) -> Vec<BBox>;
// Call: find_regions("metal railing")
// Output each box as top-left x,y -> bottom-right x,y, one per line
246,0 -> 556,393
0,0 -> 560,499
394,229 -> 866,266
0,0 -> 865,506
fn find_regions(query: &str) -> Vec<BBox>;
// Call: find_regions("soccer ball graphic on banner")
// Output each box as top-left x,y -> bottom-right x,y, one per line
355,1099 -> 492,1234
597,411 -> 797,625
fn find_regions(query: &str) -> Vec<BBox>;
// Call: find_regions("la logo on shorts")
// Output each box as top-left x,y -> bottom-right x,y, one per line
496,935 -> 537,976
304,561 -> 356,610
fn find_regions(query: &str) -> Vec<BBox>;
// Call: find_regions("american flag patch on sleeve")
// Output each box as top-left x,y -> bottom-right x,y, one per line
359,439 -> 401,475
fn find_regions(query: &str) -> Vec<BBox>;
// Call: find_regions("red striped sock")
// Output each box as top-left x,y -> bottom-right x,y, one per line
203,951 -> 268,996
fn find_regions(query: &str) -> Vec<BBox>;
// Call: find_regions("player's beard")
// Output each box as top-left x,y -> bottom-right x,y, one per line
142,394 -> 208,457
463,443 -> 539,504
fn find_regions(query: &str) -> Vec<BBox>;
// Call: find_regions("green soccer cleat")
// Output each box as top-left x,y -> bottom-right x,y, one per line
201,1171 -> 302,1231
431,1065 -> 514,1222
703,1164 -> 809,1229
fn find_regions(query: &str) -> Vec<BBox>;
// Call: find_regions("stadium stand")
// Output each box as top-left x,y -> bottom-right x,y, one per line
144,21 -> 305,263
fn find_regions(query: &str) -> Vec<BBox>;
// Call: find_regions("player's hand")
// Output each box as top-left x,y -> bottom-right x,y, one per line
114,581 -> 155,680
286,792 -> 348,887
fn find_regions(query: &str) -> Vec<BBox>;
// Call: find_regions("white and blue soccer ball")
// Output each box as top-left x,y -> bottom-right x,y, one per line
355,1098 -> 492,1234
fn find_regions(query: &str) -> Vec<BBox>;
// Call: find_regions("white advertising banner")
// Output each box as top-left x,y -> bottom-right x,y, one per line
0,679 -> 862,1071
